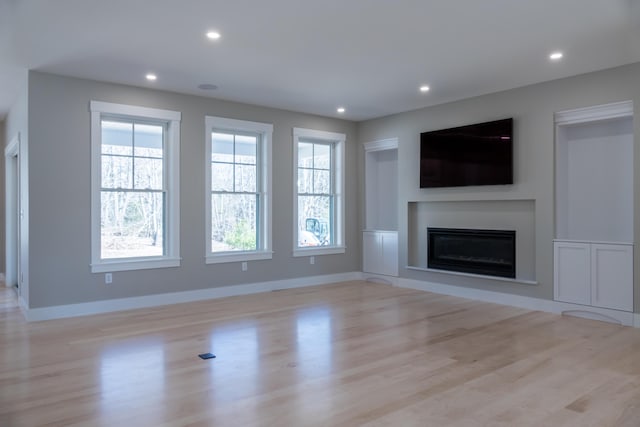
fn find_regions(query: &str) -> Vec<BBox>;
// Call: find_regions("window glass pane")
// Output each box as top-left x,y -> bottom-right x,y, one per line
211,193 -> 257,252
133,123 -> 163,158
212,132 -> 234,162
314,144 -> 331,169
314,170 -> 331,194
212,163 -> 234,191
101,191 -> 164,259
298,195 -> 331,247
235,164 -> 256,193
235,134 -> 257,165
298,142 -> 314,168
134,158 -> 163,190
102,121 -> 133,156
102,155 -> 132,189
298,168 -> 313,194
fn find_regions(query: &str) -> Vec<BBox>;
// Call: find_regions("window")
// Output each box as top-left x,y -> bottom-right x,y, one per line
293,128 -> 345,256
90,101 -> 181,272
206,116 -> 273,263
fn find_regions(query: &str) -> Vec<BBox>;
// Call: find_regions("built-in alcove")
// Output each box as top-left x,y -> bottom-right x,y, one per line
555,114 -> 633,242
408,199 -> 536,282
553,101 -> 634,314
363,138 -> 398,277
365,145 -> 398,231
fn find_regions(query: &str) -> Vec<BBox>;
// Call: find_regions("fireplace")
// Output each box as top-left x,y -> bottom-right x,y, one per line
427,228 -> 516,278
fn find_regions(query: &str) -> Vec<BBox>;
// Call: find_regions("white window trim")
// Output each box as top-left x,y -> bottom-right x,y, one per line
292,127 -> 346,257
90,100 -> 181,273
205,116 -> 273,264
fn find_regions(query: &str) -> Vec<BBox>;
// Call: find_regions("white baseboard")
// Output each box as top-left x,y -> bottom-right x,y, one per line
396,277 -> 636,327
21,272 -> 639,327
24,271 -> 363,321
362,273 -> 400,286
19,295 -> 28,312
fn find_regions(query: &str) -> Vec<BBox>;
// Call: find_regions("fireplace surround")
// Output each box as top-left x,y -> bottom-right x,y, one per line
427,227 -> 516,278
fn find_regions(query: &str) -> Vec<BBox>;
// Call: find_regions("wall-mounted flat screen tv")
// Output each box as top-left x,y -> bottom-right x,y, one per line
420,118 -> 513,188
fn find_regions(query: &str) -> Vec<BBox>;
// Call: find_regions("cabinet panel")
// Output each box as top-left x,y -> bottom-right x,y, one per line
363,231 -> 398,276
381,232 -> 398,277
363,231 -> 380,274
554,242 -> 590,306
591,244 -> 633,311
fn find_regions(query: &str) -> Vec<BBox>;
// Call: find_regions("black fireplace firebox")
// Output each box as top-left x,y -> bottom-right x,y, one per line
427,228 -> 516,278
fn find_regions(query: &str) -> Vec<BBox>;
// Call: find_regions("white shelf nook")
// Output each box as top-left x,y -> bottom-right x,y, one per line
554,101 -> 634,313
363,138 -> 398,277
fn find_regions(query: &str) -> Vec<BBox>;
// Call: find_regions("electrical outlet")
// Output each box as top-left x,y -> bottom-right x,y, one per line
105,273 -> 112,284
242,262 -> 248,271
310,256 -> 315,265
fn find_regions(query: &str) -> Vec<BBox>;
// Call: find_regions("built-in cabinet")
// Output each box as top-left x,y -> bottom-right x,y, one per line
363,231 -> 398,277
554,241 -> 633,311
553,101 -> 634,314
363,139 -> 398,277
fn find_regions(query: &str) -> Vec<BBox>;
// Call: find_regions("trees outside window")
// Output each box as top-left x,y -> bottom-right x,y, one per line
206,117 -> 273,264
90,101 -> 180,273
293,128 -> 345,257
100,120 -> 165,259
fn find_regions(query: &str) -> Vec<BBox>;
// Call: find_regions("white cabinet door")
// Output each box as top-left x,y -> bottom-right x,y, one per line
363,231 -> 398,276
591,244 -> 633,311
380,232 -> 398,277
363,231 -> 380,274
554,241 -> 590,306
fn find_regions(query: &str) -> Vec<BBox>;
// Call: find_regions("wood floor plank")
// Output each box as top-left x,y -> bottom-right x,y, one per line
1,281 -> 640,426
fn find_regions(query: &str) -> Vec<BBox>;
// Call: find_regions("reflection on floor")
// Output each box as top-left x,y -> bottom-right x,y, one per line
0,285 -> 17,309
1,280 -> 640,426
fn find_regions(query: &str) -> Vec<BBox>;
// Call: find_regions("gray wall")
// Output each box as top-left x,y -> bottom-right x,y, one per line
0,119 -> 4,273
358,62 -> 640,310
27,71 -> 360,308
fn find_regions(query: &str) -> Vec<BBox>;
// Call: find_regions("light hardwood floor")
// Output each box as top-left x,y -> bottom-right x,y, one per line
1,281 -> 640,426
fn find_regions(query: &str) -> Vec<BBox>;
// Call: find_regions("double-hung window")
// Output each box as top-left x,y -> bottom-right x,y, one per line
90,101 -> 181,272
293,128 -> 345,256
206,116 -> 273,263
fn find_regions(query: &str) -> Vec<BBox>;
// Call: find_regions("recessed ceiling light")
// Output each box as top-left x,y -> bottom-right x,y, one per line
549,51 -> 563,60
419,85 -> 430,93
206,31 -> 221,40
337,107 -> 346,114
146,73 -> 157,81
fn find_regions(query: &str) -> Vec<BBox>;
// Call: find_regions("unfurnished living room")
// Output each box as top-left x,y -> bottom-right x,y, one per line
1,1 -> 640,426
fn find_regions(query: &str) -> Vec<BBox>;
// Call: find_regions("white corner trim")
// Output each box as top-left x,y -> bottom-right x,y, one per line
19,295 -> 28,312
293,127 -> 345,142
5,132 -> 19,156
205,251 -> 273,264
91,257 -> 181,273
89,100 -> 181,121
396,277 -> 635,327
23,272 -> 363,322
292,246 -> 346,257
555,100 -> 632,125
364,138 -> 398,152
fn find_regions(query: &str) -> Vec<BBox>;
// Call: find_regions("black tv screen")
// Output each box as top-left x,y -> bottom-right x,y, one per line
420,118 -> 513,188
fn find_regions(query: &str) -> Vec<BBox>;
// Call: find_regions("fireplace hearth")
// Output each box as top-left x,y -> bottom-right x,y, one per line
427,228 -> 516,278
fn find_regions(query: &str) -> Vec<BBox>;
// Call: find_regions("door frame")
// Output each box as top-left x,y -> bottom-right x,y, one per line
5,133 -> 20,290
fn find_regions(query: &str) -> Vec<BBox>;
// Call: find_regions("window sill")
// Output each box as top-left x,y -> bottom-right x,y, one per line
91,257 -> 181,273
206,251 -> 273,264
293,246 -> 346,257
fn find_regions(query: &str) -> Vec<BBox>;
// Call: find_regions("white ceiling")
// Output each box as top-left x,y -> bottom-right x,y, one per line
1,0 -> 639,121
